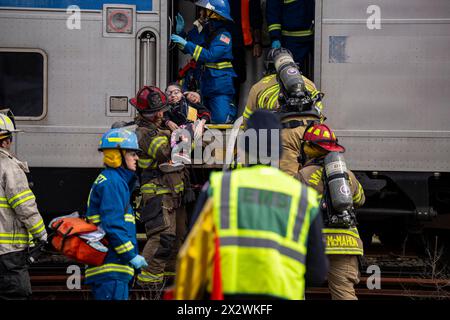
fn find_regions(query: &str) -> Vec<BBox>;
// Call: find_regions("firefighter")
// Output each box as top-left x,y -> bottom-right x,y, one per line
242,48 -> 323,123
266,0 -> 315,76
295,123 -> 365,300
130,86 -> 188,292
85,128 -> 147,300
171,0 -> 237,124
0,113 -> 47,300
243,48 -> 324,176
172,110 -> 328,299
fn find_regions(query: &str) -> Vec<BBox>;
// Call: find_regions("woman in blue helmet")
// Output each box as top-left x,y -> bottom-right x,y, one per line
171,0 -> 237,124
85,128 -> 148,300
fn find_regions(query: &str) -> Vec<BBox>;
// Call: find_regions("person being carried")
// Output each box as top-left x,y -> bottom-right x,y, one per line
164,82 -> 211,165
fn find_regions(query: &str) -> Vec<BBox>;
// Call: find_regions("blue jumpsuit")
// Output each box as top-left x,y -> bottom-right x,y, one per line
183,20 -> 237,124
266,0 -> 315,64
179,26 -> 206,92
85,167 -> 138,300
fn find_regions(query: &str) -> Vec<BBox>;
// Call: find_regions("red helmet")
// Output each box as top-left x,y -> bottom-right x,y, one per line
303,123 -> 345,152
129,86 -> 168,114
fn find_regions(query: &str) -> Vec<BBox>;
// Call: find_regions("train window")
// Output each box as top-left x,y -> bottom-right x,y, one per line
0,49 -> 47,120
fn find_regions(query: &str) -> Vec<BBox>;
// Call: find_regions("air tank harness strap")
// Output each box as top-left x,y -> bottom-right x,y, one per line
282,119 -> 316,129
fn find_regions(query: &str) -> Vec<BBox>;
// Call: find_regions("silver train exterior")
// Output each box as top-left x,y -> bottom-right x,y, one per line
0,0 -> 170,213
314,0 -> 450,242
1,0 -> 449,242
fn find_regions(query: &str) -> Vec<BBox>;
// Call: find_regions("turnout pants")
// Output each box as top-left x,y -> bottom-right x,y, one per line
138,193 -> 187,285
327,255 -> 360,300
0,250 -> 32,300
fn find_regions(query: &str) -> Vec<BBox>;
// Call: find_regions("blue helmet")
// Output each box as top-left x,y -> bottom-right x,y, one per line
195,0 -> 233,22
98,128 -> 140,151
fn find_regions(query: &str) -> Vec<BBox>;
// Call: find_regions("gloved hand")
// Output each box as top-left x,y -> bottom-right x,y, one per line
271,40 -> 281,49
129,255 -> 148,269
171,34 -> 187,49
175,13 -> 185,34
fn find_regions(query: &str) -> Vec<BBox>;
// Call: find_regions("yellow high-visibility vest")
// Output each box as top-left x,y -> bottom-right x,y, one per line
209,165 -> 319,300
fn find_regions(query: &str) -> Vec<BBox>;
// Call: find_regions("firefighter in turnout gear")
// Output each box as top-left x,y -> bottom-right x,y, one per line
85,128 -> 147,300
295,123 -> 365,300
243,48 -> 324,176
172,110 -> 328,299
130,86 -> 188,291
171,0 -> 237,124
0,112 -> 47,300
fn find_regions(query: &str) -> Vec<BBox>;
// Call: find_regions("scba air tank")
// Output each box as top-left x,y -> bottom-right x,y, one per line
324,152 -> 353,213
273,50 -> 305,98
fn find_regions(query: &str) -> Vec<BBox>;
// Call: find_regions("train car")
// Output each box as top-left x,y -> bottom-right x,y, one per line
1,0 -> 449,249
0,0 -> 171,215
315,0 -> 450,246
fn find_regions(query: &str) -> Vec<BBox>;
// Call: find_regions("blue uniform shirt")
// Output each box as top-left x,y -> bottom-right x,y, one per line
184,21 -> 237,97
85,167 -> 138,284
267,0 -> 315,40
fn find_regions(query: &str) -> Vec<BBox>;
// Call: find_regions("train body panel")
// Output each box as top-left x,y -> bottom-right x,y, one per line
0,0 -> 167,167
315,0 -> 450,172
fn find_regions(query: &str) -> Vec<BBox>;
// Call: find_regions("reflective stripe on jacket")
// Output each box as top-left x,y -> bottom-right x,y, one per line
208,165 -> 319,299
296,165 -> 365,256
135,115 -> 185,197
243,74 -> 324,125
0,148 -> 46,256
266,0 -> 315,41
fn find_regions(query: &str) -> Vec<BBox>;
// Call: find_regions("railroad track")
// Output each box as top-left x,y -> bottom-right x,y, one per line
30,275 -> 450,300
29,252 -> 450,300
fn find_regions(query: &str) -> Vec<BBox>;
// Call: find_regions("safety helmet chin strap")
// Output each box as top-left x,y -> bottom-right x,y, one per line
120,149 -> 132,171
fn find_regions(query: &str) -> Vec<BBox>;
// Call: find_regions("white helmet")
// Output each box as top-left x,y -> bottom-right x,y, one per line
0,113 -> 19,139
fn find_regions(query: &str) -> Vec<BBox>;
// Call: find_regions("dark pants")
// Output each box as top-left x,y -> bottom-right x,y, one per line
0,250 -> 32,300
232,45 -> 247,105
91,280 -> 129,300
138,194 -> 187,285
282,36 -> 314,79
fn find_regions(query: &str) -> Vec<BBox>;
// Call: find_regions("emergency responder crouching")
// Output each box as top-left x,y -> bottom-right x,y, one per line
172,110 -> 328,299
0,113 -> 48,300
171,0 -> 237,124
85,128 -> 148,300
243,47 -> 324,176
130,86 -> 188,293
295,123 -> 365,300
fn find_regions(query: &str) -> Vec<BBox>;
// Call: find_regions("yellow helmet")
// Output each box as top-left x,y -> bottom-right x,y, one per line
0,113 -> 19,140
